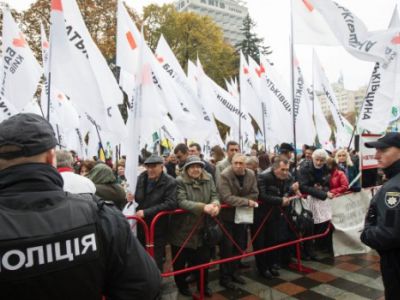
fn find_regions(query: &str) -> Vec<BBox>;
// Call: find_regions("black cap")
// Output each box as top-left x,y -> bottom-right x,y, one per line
0,113 -> 57,159
365,132 -> 400,149
279,143 -> 294,152
144,154 -> 164,165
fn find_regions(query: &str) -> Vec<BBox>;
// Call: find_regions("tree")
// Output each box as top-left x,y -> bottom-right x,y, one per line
235,14 -> 272,64
142,4 -> 238,87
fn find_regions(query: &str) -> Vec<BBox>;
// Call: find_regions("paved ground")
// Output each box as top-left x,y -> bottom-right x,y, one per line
160,251 -> 384,300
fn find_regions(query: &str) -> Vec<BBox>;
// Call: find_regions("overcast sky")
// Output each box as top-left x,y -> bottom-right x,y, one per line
5,0 -> 400,90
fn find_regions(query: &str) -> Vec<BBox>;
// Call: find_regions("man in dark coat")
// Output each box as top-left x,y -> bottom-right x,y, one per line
135,154 -> 177,270
217,153 -> 258,289
361,133 -> 400,300
254,158 -> 300,279
0,113 -> 161,300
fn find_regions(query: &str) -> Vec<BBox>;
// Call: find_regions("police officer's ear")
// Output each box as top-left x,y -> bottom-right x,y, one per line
45,148 -> 57,168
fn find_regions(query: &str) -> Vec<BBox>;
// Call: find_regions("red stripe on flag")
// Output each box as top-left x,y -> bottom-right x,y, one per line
391,33 -> 400,45
126,31 -> 137,50
51,0 -> 63,11
302,0 -> 314,12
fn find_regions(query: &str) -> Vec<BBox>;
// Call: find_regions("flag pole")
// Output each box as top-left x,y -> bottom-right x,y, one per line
289,0 -> 298,171
261,101 -> 267,151
238,75 -> 243,149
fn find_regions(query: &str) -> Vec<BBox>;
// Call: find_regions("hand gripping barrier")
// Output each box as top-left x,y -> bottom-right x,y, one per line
125,216 -> 151,254
145,199 -> 333,300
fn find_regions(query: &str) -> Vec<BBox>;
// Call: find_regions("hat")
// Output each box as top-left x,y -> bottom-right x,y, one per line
183,155 -> 205,170
144,154 -> 164,165
365,132 -> 400,149
0,113 -> 58,159
279,143 -> 294,152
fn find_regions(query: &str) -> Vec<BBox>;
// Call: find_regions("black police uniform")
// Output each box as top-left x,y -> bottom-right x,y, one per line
361,159 -> 400,300
0,163 -> 161,300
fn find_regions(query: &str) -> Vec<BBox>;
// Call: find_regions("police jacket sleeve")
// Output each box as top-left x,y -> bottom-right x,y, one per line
361,199 -> 400,251
143,177 -> 178,218
99,204 -> 161,300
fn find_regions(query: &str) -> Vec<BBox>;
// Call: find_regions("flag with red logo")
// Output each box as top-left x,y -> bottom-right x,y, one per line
0,9 -> 42,115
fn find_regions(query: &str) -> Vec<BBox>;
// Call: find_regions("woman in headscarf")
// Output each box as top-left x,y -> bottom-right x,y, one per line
86,163 -> 126,209
169,156 -> 220,297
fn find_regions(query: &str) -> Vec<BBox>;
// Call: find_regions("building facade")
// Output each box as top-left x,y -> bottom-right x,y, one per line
174,0 -> 248,46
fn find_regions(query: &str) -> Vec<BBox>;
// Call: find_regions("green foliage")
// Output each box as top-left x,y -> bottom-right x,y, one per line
235,14 -> 272,64
143,4 -> 238,87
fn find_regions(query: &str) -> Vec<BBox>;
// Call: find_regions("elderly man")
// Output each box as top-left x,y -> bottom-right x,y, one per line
0,113 -> 161,299
215,141 -> 240,182
217,153 -> 258,289
135,154 -> 177,271
56,149 -> 96,194
361,133 -> 400,299
254,158 -> 300,279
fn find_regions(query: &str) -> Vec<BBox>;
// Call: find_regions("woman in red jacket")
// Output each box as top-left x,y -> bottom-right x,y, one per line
327,158 -> 349,196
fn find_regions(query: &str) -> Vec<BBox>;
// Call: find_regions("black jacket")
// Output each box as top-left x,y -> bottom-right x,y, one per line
257,170 -> 295,220
361,160 -> 400,251
0,163 -> 161,300
361,160 -> 400,299
135,171 -> 177,223
298,160 -> 330,200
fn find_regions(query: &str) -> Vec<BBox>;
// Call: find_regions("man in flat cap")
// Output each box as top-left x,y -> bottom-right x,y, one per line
361,132 -> 400,299
134,154 -> 177,271
0,113 -> 161,300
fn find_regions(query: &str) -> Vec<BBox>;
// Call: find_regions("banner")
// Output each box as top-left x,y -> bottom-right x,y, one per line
331,190 -> 372,256
360,134 -> 381,170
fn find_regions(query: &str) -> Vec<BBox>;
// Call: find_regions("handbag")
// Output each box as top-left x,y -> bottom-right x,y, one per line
288,197 -> 314,235
202,215 -> 223,247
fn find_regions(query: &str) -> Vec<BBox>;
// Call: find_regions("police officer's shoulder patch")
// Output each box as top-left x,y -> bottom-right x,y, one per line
385,192 -> 400,208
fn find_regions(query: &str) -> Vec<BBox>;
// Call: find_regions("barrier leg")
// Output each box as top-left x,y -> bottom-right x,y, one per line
295,242 -> 303,272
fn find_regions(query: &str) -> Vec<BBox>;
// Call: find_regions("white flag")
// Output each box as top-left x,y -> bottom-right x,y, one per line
313,51 -> 353,148
49,0 -> 107,125
293,55 -> 317,146
240,52 -> 264,131
292,0 -> 339,46
310,0 -> 398,67
358,7 -> 400,134
309,85 -> 332,146
61,0 -> 127,142
1,9 -> 42,112
155,35 -> 222,144
258,55 -> 293,146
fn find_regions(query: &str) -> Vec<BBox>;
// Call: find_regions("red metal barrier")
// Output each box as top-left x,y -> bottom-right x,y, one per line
125,216 -> 151,255
147,200 -> 332,299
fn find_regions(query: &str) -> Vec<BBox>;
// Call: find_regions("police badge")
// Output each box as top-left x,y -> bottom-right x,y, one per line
385,192 -> 400,208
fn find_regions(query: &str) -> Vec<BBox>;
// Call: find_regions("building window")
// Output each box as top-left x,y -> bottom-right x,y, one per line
201,0 -> 206,3
208,0 -> 214,6
220,2 -> 225,8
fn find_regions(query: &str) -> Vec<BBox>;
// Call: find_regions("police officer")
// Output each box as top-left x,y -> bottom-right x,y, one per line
361,132 -> 400,299
0,113 -> 161,299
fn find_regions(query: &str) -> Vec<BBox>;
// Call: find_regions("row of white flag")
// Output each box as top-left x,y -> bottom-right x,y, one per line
1,0 -> 400,191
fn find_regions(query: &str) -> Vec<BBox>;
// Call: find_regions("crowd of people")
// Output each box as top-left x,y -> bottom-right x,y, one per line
2,113 -> 400,299
54,134 -> 364,296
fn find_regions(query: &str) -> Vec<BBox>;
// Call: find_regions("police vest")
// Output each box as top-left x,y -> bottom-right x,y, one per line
0,193 -> 105,299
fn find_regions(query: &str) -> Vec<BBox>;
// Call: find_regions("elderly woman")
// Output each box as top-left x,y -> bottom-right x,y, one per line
298,149 -> 334,259
335,148 -> 361,191
169,156 -> 220,297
